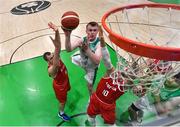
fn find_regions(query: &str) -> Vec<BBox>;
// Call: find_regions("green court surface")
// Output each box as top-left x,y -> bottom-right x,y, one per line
0,47 -> 137,126
1,0 -> 180,126
149,0 -> 180,4
1,0 -> 180,125
0,46 -> 179,126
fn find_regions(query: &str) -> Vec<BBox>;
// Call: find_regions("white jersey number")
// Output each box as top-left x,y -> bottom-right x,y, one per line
102,90 -> 109,96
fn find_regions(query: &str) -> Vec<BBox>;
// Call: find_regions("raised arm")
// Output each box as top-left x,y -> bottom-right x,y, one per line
48,22 -> 61,78
98,25 -> 115,77
62,28 -> 81,52
99,25 -> 106,47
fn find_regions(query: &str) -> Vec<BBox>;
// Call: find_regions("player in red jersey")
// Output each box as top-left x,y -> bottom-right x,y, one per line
126,59 -> 173,126
43,22 -> 71,121
85,26 -> 140,126
86,69 -> 125,126
147,59 -> 172,74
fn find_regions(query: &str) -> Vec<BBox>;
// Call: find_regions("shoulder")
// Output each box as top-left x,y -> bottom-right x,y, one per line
48,64 -> 59,78
101,76 -> 111,81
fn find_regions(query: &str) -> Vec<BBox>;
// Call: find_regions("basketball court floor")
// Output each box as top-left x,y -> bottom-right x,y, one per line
0,0 -> 180,126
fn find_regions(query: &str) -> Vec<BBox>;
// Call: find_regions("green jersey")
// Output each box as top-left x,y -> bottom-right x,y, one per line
80,37 -> 100,69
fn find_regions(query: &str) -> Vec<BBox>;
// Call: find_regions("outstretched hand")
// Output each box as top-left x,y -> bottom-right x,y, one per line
48,22 -> 58,32
98,25 -> 106,47
48,22 -> 60,48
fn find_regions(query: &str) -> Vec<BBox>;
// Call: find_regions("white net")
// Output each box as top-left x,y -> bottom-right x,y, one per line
103,4 -> 180,95
105,5 -> 180,48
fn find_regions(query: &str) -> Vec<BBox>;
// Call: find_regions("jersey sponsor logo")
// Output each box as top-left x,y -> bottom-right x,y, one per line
11,1 -> 51,15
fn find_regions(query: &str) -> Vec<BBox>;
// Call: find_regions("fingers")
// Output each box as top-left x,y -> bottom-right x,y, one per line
48,22 -> 54,29
81,42 -> 88,51
48,22 -> 58,31
48,22 -> 52,27
61,26 -> 72,36
61,26 -> 72,32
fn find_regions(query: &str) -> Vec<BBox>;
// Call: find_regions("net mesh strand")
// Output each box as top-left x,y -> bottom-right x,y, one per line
103,4 -> 180,95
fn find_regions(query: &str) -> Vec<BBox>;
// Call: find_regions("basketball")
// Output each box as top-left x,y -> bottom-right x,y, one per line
61,11 -> 79,30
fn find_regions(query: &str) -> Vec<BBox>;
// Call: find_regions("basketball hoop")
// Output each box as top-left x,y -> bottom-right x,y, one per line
102,3 -> 180,95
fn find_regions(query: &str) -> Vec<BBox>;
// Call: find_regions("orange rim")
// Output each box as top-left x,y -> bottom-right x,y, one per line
102,3 -> 180,61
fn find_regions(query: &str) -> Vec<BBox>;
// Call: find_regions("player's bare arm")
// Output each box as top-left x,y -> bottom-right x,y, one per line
62,27 -> 81,52
48,22 -> 61,78
99,25 -> 106,47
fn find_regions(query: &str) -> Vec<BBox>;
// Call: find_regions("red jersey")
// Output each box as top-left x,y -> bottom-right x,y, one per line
48,60 -> 70,104
96,77 -> 124,104
48,60 -> 69,88
152,59 -> 172,73
53,60 -> 69,87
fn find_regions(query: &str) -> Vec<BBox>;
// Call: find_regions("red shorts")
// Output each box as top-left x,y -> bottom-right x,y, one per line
87,93 -> 116,124
53,81 -> 70,104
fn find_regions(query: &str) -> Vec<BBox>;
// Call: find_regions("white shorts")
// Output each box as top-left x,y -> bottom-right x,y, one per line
71,53 -> 98,85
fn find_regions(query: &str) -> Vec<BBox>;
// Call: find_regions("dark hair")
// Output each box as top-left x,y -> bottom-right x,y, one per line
43,52 -> 51,61
86,21 -> 99,28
